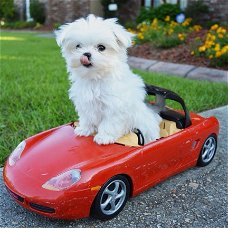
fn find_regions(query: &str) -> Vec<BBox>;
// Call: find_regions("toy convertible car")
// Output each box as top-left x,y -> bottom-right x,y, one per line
3,85 -> 219,220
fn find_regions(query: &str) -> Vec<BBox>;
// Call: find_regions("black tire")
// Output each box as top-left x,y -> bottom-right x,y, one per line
91,175 -> 130,220
197,134 -> 217,167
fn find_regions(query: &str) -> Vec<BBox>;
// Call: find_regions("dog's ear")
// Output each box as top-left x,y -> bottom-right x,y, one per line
55,23 -> 71,47
105,18 -> 135,48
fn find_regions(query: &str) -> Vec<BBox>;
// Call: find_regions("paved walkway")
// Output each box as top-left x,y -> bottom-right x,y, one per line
128,56 -> 228,83
1,105 -> 227,227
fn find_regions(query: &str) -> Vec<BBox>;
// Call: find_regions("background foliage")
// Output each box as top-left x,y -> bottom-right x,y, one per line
0,0 -> 15,21
185,0 -> 209,26
136,3 -> 181,24
30,0 -> 46,24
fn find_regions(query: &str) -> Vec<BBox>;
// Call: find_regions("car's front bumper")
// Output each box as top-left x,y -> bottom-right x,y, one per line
3,164 -> 97,219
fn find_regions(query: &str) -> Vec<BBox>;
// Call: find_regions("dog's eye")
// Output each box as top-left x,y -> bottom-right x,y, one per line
97,44 -> 105,52
76,44 -> 81,49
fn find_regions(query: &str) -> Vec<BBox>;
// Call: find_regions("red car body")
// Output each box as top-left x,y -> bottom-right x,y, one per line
3,112 -> 219,219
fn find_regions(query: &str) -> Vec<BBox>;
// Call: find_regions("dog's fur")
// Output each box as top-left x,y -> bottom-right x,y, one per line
55,15 -> 161,144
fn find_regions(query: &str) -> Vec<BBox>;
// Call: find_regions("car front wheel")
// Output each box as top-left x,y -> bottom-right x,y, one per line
197,134 -> 217,167
91,175 -> 130,220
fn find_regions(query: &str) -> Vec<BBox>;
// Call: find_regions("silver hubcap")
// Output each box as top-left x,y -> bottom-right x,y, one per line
100,180 -> 127,215
202,137 -> 216,163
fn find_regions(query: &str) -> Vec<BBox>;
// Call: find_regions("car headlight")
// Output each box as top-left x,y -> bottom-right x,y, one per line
42,169 -> 81,191
9,141 -> 26,166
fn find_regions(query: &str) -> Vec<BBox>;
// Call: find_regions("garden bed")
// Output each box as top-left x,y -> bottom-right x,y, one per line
129,29 -> 228,71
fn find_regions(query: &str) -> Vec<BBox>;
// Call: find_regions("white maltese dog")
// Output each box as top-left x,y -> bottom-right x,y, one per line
55,14 -> 161,145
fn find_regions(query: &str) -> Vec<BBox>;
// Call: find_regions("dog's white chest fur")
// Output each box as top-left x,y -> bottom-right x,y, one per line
69,78 -> 105,124
69,69 -> 161,144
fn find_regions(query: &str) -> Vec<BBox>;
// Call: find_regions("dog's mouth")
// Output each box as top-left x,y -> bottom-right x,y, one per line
80,55 -> 92,68
83,63 -> 92,68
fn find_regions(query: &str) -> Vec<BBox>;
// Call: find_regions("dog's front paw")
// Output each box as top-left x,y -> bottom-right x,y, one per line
94,133 -> 116,145
74,126 -> 94,137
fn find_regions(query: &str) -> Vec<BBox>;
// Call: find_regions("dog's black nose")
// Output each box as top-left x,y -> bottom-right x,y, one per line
83,52 -> 91,60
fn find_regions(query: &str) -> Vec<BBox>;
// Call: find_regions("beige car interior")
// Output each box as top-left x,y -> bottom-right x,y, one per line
73,119 -> 181,147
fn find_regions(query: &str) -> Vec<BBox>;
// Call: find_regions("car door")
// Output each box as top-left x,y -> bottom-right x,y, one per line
140,130 -> 191,189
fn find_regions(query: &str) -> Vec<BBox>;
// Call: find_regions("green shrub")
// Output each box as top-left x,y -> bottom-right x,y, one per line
0,0 -> 15,21
156,35 -> 182,49
54,22 -> 61,29
185,0 -> 209,25
154,3 -> 181,21
191,25 -> 228,67
30,0 -> 45,24
205,20 -> 220,29
136,7 -> 155,24
136,4 -> 181,24
143,29 -> 183,49
135,19 -> 188,49
1,21 -> 36,29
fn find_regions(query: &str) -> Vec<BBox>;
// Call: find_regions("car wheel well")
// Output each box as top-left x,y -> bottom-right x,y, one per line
90,174 -> 132,220
118,174 -> 133,197
197,133 -> 217,167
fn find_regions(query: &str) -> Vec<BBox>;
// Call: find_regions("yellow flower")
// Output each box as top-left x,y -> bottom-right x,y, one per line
131,40 -> 136,45
182,21 -> 189,27
127,28 -> 137,34
220,46 -> 228,55
222,45 -> 228,51
199,46 -> 206,52
210,24 -> 219,30
151,18 -> 158,30
209,55 -> 213,59
170,21 -> 178,28
216,27 -> 221,33
182,18 -> 192,27
221,28 -> 226,34
193,25 -> 202,32
214,44 -> 220,51
137,33 -> 144,40
178,33 -> 186,41
216,27 -> 226,34
137,22 -> 147,30
206,34 -> 216,41
218,33 -> 224,38
191,51 -> 194,55
215,51 -> 222,58
167,28 -> 174,35
205,41 -> 214,48
139,24 -> 149,32
165,15 -> 170,22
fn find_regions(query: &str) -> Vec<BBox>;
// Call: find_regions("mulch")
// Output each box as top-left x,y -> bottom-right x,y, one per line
128,30 -> 228,71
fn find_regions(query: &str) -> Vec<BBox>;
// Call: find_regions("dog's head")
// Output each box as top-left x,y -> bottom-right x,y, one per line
55,14 -> 134,79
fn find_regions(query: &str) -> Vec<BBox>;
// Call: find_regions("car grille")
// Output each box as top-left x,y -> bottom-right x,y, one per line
29,202 -> 55,213
5,185 -> 55,214
6,186 -> 24,203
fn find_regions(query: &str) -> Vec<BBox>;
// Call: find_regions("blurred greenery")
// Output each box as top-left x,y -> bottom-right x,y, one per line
136,3 -> 181,24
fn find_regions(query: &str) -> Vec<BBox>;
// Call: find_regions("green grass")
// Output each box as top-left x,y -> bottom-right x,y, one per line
134,69 -> 228,111
0,31 -> 228,166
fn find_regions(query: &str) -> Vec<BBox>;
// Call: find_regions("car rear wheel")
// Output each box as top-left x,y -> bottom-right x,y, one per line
91,175 -> 130,220
197,134 -> 217,167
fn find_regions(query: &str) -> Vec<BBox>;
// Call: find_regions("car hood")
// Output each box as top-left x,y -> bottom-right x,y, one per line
12,124 -> 134,183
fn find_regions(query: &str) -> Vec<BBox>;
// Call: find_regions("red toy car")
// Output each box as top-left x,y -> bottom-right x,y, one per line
3,85 -> 219,220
